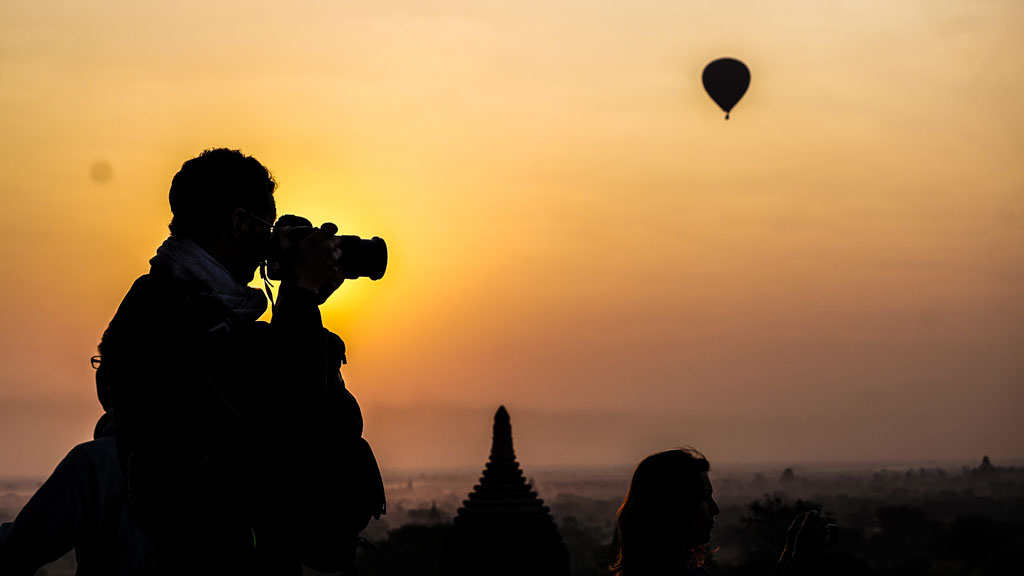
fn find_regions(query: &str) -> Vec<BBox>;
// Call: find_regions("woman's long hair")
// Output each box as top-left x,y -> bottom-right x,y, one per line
611,448 -> 711,576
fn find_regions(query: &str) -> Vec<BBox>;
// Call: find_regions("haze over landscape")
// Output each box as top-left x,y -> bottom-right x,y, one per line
2,0 -> 1023,477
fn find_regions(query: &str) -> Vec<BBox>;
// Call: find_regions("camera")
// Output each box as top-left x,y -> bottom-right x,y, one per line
266,215 -> 387,281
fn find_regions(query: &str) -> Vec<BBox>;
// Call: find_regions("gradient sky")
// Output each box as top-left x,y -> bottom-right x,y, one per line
1,1 -> 1022,476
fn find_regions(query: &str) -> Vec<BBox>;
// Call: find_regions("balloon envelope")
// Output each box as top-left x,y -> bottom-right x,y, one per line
702,58 -> 750,119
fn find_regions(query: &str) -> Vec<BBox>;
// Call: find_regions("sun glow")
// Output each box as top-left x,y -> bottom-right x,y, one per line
1,0 -> 1022,474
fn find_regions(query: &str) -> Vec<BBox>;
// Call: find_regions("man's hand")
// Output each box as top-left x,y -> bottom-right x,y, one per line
289,223 -> 345,301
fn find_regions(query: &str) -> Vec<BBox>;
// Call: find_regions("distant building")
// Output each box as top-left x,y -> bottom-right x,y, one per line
442,406 -> 569,576
971,454 -> 1000,482
979,455 -> 995,472
408,501 -> 447,525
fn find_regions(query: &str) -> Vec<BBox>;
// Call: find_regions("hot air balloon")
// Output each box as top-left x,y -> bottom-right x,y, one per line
702,58 -> 750,120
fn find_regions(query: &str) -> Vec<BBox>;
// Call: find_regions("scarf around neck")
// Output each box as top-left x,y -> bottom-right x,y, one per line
149,235 -> 267,322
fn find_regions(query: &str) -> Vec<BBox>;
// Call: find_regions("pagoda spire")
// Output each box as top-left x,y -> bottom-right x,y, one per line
444,406 -> 569,576
490,405 -> 514,464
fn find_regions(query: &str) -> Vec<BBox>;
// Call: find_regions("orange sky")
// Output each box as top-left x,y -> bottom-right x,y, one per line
1,1 -> 1022,476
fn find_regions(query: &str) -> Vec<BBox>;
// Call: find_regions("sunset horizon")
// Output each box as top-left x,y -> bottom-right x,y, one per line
2,0 -> 1022,479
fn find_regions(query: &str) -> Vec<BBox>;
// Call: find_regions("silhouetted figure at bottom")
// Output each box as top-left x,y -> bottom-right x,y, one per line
612,449 -> 828,576
0,414 -> 153,575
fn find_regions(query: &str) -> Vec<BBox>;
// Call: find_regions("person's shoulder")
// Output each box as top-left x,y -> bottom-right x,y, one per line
117,272 -> 181,305
107,273 -> 200,338
128,272 -> 191,299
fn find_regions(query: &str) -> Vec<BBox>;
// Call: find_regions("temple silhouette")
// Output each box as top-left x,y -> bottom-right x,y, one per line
442,406 -> 569,576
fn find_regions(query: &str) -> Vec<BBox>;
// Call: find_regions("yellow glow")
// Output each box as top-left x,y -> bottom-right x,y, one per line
1,0 -> 1023,474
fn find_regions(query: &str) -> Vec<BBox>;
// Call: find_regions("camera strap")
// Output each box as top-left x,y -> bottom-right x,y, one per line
259,262 -> 277,312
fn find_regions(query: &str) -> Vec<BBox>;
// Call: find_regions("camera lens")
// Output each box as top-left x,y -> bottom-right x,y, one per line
339,235 -> 388,281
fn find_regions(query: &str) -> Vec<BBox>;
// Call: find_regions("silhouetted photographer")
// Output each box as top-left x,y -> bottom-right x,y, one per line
97,148 -> 385,575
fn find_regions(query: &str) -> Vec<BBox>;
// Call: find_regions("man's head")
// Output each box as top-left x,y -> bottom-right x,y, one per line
169,148 -> 277,240
168,148 -> 278,283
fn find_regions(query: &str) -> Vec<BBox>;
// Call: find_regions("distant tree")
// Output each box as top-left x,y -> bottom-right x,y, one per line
731,495 -> 830,574
354,523 -> 450,576
868,505 -> 942,575
944,514 -> 1024,575
591,533 -> 618,576
711,495 -> 880,576
558,515 -> 610,576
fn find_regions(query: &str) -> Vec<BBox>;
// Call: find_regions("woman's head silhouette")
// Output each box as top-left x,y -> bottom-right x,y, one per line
612,448 -> 720,576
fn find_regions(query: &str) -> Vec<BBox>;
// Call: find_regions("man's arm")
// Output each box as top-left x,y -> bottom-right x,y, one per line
255,222 -> 347,410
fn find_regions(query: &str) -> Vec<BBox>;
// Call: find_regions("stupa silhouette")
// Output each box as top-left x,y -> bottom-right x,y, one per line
442,406 -> 569,576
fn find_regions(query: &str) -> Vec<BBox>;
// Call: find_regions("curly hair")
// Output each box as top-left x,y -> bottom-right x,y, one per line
611,448 -> 712,576
168,148 -> 277,241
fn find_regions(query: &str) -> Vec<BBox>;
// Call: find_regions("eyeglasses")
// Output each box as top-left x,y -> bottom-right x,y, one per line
242,211 -> 276,238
